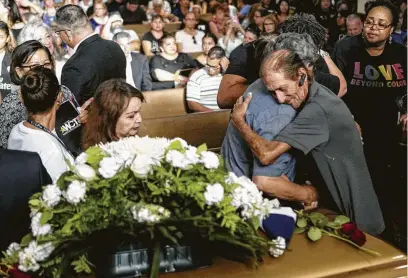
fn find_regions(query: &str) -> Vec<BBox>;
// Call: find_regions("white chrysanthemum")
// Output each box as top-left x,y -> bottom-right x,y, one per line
131,154 -> 157,177
166,150 -> 191,169
269,236 -> 286,258
75,164 -> 96,181
6,242 -> 20,256
225,172 -> 239,184
98,157 -> 122,178
42,184 -> 62,208
64,180 -> 86,204
170,137 -> 188,148
131,204 -> 170,223
200,151 -> 220,169
32,242 -> 55,262
184,146 -> 200,164
204,183 -> 224,206
31,213 -> 52,237
18,249 -> 39,273
75,152 -> 88,164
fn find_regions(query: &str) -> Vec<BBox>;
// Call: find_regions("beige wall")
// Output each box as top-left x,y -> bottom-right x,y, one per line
357,0 -> 368,13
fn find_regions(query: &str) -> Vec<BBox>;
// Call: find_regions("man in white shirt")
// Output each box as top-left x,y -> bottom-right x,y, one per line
113,32 -> 152,91
186,46 -> 229,112
175,12 -> 205,53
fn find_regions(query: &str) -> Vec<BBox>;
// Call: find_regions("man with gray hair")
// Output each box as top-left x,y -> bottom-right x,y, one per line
55,4 -> 126,104
346,14 -> 363,36
221,33 -> 320,210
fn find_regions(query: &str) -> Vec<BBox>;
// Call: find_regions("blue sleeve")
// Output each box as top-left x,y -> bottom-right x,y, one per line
248,111 -> 296,179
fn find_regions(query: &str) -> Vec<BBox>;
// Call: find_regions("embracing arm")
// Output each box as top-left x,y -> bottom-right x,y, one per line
234,117 -> 291,165
217,74 -> 248,109
321,51 -> 347,97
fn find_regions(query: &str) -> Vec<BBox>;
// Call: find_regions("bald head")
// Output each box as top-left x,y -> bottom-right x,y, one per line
346,14 -> 363,36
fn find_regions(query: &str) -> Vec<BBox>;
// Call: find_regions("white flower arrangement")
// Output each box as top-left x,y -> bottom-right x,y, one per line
1,136 -> 287,277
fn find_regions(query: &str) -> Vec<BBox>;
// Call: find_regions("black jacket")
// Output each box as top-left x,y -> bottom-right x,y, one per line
0,149 -> 52,250
61,34 -> 126,104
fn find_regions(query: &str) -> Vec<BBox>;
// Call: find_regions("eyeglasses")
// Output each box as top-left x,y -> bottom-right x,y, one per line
206,63 -> 220,70
192,36 -> 197,44
54,29 -> 70,36
363,20 -> 392,30
21,62 -> 53,70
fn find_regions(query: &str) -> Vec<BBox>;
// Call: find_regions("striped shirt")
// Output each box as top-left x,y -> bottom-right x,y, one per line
186,68 -> 223,110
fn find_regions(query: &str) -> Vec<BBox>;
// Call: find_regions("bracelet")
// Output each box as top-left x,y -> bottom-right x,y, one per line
319,49 -> 330,58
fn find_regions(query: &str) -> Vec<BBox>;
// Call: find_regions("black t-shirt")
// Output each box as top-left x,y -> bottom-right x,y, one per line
315,71 -> 340,95
150,53 -> 197,80
275,81 -> 385,235
142,31 -> 168,55
225,42 -> 258,84
119,6 -> 147,25
332,35 -> 407,149
0,52 -> 12,100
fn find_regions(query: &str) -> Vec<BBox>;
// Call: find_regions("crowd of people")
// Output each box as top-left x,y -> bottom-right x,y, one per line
0,0 -> 406,255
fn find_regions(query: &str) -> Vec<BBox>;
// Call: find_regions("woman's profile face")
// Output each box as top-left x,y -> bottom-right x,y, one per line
115,97 -> 142,138
0,29 -> 9,51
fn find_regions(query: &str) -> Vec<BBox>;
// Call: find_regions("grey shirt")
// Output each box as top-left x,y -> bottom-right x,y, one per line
275,81 -> 385,235
221,79 -> 297,180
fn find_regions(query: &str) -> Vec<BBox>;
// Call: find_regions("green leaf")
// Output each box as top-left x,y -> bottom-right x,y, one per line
294,226 -> 306,234
196,143 -> 208,154
21,234 -> 33,246
29,199 -> 41,207
307,227 -> 322,241
308,212 -> 328,227
326,221 -> 342,229
71,255 -> 93,274
334,215 -> 350,225
168,140 -> 182,151
40,211 -> 54,225
296,217 -> 307,228
85,146 -> 106,168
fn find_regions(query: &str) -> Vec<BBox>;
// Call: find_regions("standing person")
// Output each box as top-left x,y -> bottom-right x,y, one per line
231,49 -> 385,235
55,4 -> 126,105
175,12 -> 205,53
0,21 -> 14,101
331,0 -> 407,241
142,14 -> 167,56
113,32 -> 152,91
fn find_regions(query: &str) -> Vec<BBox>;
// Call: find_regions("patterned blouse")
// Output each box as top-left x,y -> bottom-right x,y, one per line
0,86 -> 28,149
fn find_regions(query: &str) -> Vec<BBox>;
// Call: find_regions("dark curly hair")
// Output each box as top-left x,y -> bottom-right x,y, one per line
279,13 -> 326,49
365,0 -> 400,27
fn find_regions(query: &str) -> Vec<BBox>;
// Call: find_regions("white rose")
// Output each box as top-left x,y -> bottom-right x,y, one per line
6,242 -> 20,256
204,183 -> 224,205
166,150 -> 190,169
269,236 -> 286,258
200,151 -> 220,169
42,184 -> 62,208
131,154 -> 154,177
75,164 -> 96,181
98,157 -> 122,178
75,152 -> 88,164
64,180 -> 86,204
31,213 -> 52,237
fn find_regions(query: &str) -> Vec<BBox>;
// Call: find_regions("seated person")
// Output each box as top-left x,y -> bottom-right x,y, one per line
142,15 -> 168,56
100,12 -> 140,42
113,32 -> 152,91
175,12 -> 205,53
179,4 -> 209,33
119,0 -> 147,25
195,33 -> 217,68
146,0 -> 179,23
8,67 -> 75,181
82,79 -> 144,150
0,149 -> 52,251
150,34 -> 197,90
217,18 -> 245,58
186,46 -> 228,112
89,1 -> 108,31
147,0 -> 171,15
172,0 -> 190,21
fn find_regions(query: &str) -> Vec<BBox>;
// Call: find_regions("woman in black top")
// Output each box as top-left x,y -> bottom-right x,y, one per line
0,21 -> 14,101
150,34 -> 197,89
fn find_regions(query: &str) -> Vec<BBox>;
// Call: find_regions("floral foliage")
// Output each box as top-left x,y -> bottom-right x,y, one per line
0,137 -> 280,277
